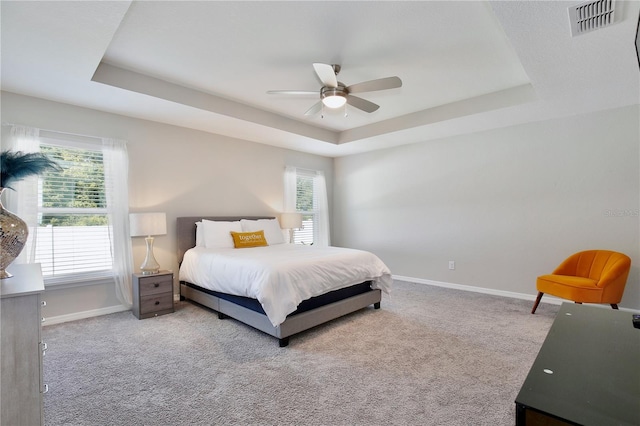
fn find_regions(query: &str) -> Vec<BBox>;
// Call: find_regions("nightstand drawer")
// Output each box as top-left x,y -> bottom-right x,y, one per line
140,293 -> 173,314
139,275 -> 172,296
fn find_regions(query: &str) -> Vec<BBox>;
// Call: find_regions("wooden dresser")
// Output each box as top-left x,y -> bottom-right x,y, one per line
1,263 -> 46,426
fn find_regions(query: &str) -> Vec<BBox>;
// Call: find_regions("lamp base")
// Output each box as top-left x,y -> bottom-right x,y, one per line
139,236 -> 161,276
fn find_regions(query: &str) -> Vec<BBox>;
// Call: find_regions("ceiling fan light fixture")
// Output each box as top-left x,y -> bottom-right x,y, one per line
322,95 -> 347,108
321,87 -> 347,108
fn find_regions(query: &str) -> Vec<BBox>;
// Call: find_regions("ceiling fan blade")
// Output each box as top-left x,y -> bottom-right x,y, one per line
313,63 -> 338,88
267,90 -> 318,95
347,76 -> 402,93
346,95 -> 380,113
304,101 -> 322,116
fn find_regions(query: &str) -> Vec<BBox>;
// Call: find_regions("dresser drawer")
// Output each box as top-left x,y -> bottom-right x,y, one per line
140,293 -> 173,315
139,275 -> 172,296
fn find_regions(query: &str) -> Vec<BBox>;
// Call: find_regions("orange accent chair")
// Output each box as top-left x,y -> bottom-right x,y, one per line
531,250 -> 631,314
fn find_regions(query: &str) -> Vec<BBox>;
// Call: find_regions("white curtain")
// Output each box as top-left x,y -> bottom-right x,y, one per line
283,165 -> 297,212
313,170 -> 331,247
5,125 -> 41,264
102,138 -> 134,308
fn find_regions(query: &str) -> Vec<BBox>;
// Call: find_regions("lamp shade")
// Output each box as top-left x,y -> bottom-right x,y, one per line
280,212 -> 303,229
129,212 -> 167,237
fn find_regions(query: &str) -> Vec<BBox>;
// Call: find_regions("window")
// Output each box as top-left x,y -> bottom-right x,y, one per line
35,142 -> 113,281
7,125 -> 132,303
294,171 -> 316,245
285,166 -> 330,246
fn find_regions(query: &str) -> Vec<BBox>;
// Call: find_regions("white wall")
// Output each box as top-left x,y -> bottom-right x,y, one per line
333,105 -> 640,310
3,91 -> 638,318
1,91 -> 333,321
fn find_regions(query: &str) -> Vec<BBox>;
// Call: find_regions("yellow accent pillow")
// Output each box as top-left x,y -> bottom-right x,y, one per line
230,230 -> 269,248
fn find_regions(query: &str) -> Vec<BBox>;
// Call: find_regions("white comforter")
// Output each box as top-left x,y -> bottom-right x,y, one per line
179,244 -> 392,327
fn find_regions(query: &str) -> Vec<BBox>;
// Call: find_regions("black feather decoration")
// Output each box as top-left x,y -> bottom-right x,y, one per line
1,150 -> 62,190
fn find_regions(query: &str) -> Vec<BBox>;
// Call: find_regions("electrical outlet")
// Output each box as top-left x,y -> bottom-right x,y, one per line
449,261 -> 455,270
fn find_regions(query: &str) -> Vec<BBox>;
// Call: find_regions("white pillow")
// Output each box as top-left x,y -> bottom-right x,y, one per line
202,219 -> 242,249
281,228 -> 290,243
195,222 -> 204,247
240,218 -> 285,245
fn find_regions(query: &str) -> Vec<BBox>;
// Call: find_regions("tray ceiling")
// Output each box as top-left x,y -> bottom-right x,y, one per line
2,1 -> 638,157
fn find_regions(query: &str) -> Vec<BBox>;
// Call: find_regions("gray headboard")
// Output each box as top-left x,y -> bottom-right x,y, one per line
176,216 -> 275,264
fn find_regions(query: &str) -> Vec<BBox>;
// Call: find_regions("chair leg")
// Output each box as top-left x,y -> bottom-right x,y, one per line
531,292 -> 544,314
611,304 -> 619,310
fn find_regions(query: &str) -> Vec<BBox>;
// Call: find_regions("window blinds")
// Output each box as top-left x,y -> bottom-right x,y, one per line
35,143 -> 113,279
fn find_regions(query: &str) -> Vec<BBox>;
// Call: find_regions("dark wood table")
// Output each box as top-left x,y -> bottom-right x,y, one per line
515,303 -> 640,426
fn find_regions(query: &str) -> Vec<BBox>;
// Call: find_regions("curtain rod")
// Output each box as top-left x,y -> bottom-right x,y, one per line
286,166 -> 321,175
2,122 -> 108,142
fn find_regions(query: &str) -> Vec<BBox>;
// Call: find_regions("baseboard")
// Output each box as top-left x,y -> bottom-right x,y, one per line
41,278 -> 637,326
43,304 -> 131,326
392,275 -> 639,312
392,275 -> 565,306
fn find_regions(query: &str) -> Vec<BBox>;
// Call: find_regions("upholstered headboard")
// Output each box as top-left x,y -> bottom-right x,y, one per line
176,216 -> 275,264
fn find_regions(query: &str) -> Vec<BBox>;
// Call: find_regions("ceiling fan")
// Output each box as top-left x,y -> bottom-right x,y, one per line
267,63 -> 402,116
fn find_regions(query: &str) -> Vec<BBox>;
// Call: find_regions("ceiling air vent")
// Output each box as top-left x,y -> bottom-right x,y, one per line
568,0 -> 616,36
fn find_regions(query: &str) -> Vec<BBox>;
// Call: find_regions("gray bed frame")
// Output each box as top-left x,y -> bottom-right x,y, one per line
177,216 -> 382,347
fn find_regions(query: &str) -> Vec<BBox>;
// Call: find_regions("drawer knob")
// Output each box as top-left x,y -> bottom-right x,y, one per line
41,300 -> 47,307
155,301 -> 160,305
154,283 -> 160,288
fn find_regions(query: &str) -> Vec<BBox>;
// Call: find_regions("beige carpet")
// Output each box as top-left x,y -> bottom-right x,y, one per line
42,280 -> 558,425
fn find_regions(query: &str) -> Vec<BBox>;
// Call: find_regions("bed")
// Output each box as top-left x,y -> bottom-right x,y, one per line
177,216 -> 392,347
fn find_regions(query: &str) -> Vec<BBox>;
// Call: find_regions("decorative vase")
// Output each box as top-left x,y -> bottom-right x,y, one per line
0,187 -> 29,279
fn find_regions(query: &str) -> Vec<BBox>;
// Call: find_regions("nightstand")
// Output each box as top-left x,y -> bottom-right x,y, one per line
132,270 -> 174,319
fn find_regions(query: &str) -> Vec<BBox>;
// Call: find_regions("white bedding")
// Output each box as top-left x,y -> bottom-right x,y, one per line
179,244 -> 392,327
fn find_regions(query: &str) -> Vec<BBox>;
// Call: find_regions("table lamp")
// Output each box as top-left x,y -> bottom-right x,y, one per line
129,212 -> 167,275
280,213 -> 303,244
